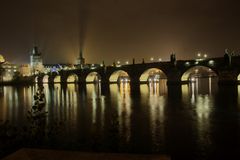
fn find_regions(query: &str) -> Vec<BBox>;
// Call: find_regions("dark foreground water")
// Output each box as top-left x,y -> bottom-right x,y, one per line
0,78 -> 240,160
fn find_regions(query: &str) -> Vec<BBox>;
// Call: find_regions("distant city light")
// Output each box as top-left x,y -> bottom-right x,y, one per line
150,57 -> 154,61
197,53 -> 201,57
117,61 -> 120,64
125,61 -> 129,64
204,54 -> 208,58
158,58 -> 162,61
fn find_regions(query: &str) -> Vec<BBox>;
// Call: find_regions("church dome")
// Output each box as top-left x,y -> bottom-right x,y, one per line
0,54 -> 5,63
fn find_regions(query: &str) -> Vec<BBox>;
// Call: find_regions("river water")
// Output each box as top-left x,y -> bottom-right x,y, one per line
0,78 -> 239,160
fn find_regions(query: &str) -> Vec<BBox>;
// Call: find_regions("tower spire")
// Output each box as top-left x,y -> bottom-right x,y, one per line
80,49 -> 83,59
76,49 -> 85,67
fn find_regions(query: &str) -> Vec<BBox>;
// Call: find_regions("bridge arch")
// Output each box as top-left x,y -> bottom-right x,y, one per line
181,66 -> 218,81
109,70 -> 130,83
53,75 -> 61,83
86,72 -> 101,83
139,68 -> 167,83
67,73 -> 78,83
42,75 -> 49,83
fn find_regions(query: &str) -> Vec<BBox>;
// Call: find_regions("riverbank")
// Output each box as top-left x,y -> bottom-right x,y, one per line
2,148 -> 170,160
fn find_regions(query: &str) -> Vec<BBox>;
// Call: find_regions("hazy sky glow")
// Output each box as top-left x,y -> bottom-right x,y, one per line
0,0 -> 240,64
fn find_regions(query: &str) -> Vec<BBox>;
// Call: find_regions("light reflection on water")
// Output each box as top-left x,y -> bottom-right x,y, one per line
0,78 -> 240,159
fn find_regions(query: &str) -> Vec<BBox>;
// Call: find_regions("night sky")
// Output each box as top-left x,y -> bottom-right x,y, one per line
0,0 -> 240,64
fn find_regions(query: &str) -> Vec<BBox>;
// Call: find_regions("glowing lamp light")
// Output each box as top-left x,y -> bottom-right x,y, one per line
117,61 -> 120,64
158,58 -> 162,61
204,54 -> 208,58
191,77 -> 196,81
125,61 -> 129,64
197,53 -> 201,57
185,61 -> 190,66
150,57 -> 154,61
208,60 -> 214,66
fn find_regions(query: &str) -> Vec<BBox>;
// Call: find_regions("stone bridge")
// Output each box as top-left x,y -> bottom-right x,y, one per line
35,55 -> 240,86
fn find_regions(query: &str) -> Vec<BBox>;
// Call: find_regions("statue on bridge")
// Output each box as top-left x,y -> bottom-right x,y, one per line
224,49 -> 232,66
170,53 -> 176,65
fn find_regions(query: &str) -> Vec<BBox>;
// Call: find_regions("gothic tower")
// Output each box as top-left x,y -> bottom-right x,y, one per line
76,50 -> 85,68
30,46 -> 44,74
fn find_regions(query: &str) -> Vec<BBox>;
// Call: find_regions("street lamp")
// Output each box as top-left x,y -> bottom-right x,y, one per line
150,57 -> 154,62
158,58 -> 162,62
125,61 -> 129,65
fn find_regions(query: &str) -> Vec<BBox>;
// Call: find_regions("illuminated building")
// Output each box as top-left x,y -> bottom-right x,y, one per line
1,61 -> 19,82
19,64 -> 31,76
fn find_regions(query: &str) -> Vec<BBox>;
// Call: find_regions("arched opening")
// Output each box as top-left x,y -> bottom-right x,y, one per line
139,68 -> 167,94
42,75 -> 49,83
67,74 -> 78,83
109,70 -> 130,83
181,66 -> 218,94
140,68 -> 167,83
54,75 -> 61,83
181,66 -> 218,81
86,72 -> 101,83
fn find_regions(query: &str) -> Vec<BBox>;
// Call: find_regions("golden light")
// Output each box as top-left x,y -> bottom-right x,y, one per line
86,72 -> 100,83
43,75 -> 49,83
109,70 -> 129,83
67,74 -> 78,83
0,54 -> 5,63
54,75 -> 61,83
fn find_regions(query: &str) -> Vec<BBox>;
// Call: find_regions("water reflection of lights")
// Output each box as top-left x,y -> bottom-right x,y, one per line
148,80 -> 167,96
0,86 -> 34,123
188,77 -> 218,96
86,83 -> 101,124
195,95 -> 212,147
196,96 -> 211,119
110,83 -> 131,142
140,81 -> 167,150
66,84 -> 78,122
119,83 -> 131,142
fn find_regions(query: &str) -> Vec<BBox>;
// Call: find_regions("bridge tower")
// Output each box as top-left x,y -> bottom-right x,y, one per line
30,46 -> 44,75
76,50 -> 85,68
